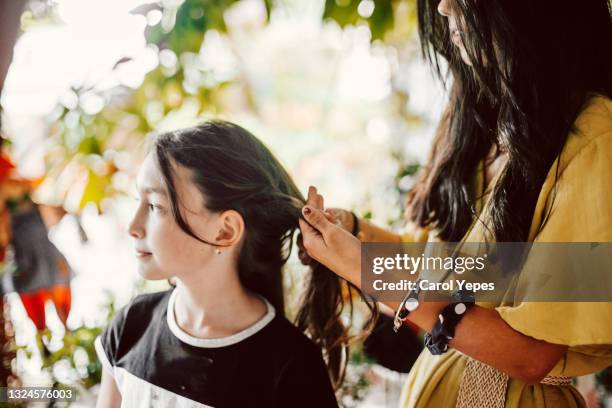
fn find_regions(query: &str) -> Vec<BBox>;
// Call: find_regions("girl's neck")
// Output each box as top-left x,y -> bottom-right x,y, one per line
172,272 -> 267,339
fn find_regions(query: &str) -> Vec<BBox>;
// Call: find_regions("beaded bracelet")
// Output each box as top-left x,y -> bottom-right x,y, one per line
393,279 -> 422,333
424,287 -> 475,355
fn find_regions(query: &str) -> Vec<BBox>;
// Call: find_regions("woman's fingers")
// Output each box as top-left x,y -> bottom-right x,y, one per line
307,186 -> 318,207
300,187 -> 343,264
324,210 -> 337,224
325,208 -> 349,229
301,205 -> 334,236
296,233 -> 313,265
307,186 -> 325,210
300,209 -> 362,282
299,218 -> 325,258
306,186 -> 337,224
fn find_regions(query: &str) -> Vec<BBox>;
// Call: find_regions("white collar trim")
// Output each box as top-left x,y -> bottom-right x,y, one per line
166,289 -> 276,348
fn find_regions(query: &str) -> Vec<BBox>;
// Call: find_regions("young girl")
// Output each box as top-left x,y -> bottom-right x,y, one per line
94,121 -> 367,407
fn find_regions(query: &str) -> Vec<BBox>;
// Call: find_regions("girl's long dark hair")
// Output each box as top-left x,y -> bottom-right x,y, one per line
409,0 -> 612,242
153,121 -> 377,389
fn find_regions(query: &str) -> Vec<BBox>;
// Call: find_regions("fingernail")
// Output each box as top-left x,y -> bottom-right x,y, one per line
303,206 -> 311,216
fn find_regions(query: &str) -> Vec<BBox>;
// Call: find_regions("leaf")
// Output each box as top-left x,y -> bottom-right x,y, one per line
263,0 -> 274,20
323,0 -> 398,41
78,169 -> 110,211
129,2 -> 162,17
368,0 -> 394,41
323,0 -> 361,28
77,136 -> 102,155
149,0 -> 244,55
397,163 -> 420,178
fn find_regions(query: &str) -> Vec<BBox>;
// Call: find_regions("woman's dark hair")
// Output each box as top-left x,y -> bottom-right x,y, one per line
152,120 -> 377,389
409,0 -> 612,241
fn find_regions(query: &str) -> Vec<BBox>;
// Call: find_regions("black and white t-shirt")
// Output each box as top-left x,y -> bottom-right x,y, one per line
95,290 -> 338,407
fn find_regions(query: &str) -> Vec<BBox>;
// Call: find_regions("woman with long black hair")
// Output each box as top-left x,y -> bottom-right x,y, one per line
299,0 -> 612,406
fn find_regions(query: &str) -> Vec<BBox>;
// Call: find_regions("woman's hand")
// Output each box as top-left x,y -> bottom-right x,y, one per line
297,206 -> 355,266
324,208 -> 356,232
298,186 -> 361,285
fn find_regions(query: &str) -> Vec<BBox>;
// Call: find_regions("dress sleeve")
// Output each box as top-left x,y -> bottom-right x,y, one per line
274,344 -> 339,408
495,130 -> 612,372
399,220 -> 431,243
95,304 -> 130,378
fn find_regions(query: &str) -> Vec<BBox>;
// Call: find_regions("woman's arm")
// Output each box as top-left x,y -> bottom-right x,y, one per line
96,369 -> 122,408
404,297 -> 567,384
446,304 -> 567,384
325,208 -> 403,243
326,207 -> 428,244
299,188 -> 567,385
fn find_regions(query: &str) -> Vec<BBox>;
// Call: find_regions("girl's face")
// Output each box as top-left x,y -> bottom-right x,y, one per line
437,0 -> 472,66
128,153 -> 223,280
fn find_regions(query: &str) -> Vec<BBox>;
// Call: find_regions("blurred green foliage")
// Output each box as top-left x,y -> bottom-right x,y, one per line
137,0 -> 260,54
17,300 -> 115,400
38,0 -> 418,212
37,326 -> 104,388
339,344 -> 375,408
324,0 -> 395,41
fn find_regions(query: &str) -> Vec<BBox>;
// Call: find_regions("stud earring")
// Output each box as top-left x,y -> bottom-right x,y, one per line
215,248 -> 222,255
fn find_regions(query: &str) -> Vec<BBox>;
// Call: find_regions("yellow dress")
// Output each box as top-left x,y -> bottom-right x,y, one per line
398,94 -> 612,408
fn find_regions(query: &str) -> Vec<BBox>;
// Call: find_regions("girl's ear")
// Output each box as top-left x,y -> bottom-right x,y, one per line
215,210 -> 245,246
